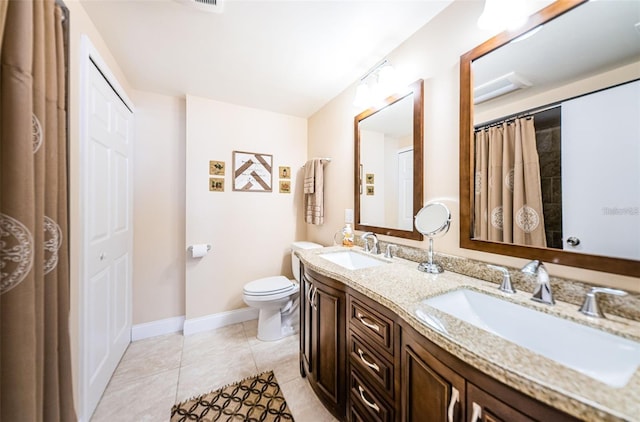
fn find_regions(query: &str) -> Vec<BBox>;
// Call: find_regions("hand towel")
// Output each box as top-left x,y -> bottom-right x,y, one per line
303,159 -> 315,194
304,159 -> 325,225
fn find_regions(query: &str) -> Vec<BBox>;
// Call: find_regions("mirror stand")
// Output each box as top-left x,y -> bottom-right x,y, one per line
415,202 -> 451,274
418,238 -> 443,274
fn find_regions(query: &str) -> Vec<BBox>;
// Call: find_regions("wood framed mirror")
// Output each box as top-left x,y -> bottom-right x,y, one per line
460,0 -> 640,277
355,79 -> 424,240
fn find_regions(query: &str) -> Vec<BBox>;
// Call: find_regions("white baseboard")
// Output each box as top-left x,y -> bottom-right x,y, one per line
131,315 -> 186,341
183,307 -> 259,336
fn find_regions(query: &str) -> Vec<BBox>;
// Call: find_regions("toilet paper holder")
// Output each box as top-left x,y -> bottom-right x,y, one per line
188,244 -> 212,258
187,244 -> 212,252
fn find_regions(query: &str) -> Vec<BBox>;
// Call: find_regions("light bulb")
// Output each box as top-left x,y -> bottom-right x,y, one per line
353,82 -> 371,109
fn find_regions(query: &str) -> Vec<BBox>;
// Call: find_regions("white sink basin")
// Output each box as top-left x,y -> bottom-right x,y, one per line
319,250 -> 385,270
420,289 -> 640,388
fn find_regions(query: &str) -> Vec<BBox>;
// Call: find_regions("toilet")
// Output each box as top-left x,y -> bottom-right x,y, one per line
243,241 -> 322,341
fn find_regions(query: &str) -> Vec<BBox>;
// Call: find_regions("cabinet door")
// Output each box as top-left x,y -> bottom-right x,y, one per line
401,332 -> 465,422
313,281 -> 346,415
467,383 -> 536,422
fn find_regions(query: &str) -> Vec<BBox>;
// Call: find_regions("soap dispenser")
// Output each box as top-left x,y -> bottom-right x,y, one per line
335,223 -> 354,247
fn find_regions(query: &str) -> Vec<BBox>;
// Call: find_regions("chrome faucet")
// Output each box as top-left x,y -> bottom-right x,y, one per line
361,232 -> 380,255
578,287 -> 627,318
384,244 -> 398,259
521,260 -> 554,305
487,264 -> 516,294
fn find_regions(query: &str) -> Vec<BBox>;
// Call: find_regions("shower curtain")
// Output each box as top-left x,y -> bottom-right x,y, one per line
1,0 -> 76,420
473,117 -> 547,247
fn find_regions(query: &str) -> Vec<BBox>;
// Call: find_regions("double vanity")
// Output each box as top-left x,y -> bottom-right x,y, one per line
297,247 -> 640,422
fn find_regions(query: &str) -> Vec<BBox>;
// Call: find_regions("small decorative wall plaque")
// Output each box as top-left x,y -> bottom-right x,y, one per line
233,151 -> 273,192
366,186 -> 375,196
366,173 -> 375,184
209,178 -> 224,192
279,180 -> 291,194
279,166 -> 291,179
209,160 -> 225,176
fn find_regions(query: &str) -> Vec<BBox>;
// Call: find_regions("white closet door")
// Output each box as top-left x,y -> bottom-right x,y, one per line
561,80 -> 640,260
397,147 -> 414,230
83,60 -> 133,418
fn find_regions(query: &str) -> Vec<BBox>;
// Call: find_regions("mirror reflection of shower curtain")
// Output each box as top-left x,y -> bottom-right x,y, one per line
474,118 -> 547,247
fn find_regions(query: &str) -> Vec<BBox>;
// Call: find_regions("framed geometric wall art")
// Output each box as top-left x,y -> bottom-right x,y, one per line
232,151 -> 273,192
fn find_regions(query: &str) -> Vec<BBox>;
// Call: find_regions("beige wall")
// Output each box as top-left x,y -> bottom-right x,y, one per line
184,95 -> 309,319
307,0 -> 640,292
131,90 -> 186,324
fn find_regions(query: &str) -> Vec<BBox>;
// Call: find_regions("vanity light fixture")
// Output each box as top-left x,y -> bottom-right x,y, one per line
477,0 -> 528,32
353,59 -> 399,109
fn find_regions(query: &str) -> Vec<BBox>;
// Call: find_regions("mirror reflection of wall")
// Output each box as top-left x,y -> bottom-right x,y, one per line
466,0 -> 640,264
359,94 -> 414,231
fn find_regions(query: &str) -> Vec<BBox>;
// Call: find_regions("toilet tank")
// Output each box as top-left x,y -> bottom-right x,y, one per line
291,241 -> 322,282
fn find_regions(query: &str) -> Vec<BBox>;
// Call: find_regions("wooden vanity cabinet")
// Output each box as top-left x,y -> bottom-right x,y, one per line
300,268 -> 582,422
299,265 -> 347,419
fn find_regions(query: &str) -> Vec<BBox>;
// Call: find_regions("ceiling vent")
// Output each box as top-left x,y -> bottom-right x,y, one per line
474,72 -> 531,104
176,0 -> 224,14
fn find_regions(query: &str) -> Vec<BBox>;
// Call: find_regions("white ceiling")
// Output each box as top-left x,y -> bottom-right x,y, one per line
80,0 -> 453,117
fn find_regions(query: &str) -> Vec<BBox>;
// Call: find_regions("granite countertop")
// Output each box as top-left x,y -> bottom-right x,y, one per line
297,246 -> 640,422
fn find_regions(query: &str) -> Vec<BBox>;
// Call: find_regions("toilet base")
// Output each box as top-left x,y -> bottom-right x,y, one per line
256,307 -> 299,342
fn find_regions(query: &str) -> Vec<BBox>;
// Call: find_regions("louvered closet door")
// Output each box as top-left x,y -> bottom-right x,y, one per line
83,60 -> 133,418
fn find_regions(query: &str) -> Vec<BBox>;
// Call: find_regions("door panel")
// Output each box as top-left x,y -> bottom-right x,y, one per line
88,268 -> 110,382
83,60 -> 133,418
89,141 -> 110,241
397,148 -> 413,230
402,332 -> 465,422
316,288 -> 339,401
561,80 -> 640,260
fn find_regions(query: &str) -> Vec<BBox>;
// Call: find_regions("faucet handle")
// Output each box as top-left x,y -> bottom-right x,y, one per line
487,264 -> 516,294
579,287 -> 627,318
384,244 -> 398,259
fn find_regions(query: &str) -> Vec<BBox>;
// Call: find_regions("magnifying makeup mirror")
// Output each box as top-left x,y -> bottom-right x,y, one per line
415,202 -> 451,274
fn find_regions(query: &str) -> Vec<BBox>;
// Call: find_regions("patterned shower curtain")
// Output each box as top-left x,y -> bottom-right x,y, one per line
0,0 -> 76,420
473,117 -> 547,247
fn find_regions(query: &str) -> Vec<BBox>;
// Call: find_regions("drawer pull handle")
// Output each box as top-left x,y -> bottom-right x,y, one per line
306,284 -> 312,302
447,387 -> 459,422
311,287 -> 318,310
357,385 -> 380,413
356,312 -> 380,332
357,348 -> 380,372
470,402 -> 482,422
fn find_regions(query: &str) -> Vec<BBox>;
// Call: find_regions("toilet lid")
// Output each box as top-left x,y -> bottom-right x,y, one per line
244,276 -> 295,296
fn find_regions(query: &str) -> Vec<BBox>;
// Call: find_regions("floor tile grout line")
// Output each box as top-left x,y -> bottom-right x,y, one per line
173,332 -> 186,405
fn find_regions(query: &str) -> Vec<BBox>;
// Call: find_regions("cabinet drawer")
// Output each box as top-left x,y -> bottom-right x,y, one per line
349,297 -> 394,355
349,332 -> 394,399
350,371 -> 395,422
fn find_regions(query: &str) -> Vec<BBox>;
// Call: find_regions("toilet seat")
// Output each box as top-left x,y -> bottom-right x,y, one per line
243,276 -> 298,300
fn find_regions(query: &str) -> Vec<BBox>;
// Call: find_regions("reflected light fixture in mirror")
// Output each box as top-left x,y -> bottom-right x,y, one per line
478,0 -> 528,31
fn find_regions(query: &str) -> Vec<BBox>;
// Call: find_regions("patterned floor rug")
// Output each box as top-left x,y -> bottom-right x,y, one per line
171,370 -> 295,421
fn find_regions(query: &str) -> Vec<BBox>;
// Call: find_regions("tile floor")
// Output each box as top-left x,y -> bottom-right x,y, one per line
91,320 -> 338,421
